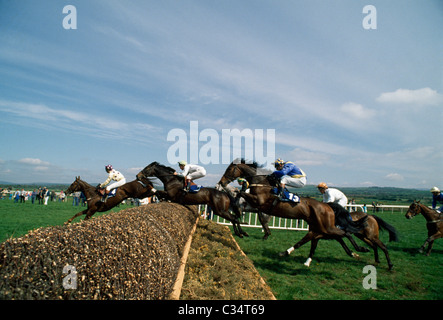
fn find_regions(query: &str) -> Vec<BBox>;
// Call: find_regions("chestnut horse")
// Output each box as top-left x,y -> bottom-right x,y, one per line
405,201 -> 442,255
64,176 -> 156,224
220,160 -> 397,270
136,162 -> 248,238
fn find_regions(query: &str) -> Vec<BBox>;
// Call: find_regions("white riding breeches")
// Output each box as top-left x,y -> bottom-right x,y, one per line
280,175 -> 306,188
106,178 -> 126,191
187,168 -> 206,180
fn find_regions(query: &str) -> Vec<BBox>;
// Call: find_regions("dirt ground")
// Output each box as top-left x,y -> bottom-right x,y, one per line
180,219 -> 276,300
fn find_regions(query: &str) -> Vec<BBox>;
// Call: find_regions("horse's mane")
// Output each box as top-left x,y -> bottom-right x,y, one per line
149,161 -> 176,173
232,158 -> 274,176
232,158 -> 267,169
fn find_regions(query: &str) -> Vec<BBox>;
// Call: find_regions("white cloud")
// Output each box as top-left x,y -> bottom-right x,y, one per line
18,158 -> 50,166
385,173 -> 404,182
340,102 -> 376,120
377,88 -> 443,106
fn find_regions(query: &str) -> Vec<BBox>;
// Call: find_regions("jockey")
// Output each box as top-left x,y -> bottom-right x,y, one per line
237,177 -> 249,192
430,187 -> 443,213
317,182 -> 348,208
272,158 -> 307,199
174,161 -> 206,191
99,164 -> 126,202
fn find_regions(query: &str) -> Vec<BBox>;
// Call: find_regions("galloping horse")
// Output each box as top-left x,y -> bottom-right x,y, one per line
216,180 -> 272,240
220,160 -> 397,270
405,201 -> 442,255
136,162 -> 248,238
64,176 -> 156,224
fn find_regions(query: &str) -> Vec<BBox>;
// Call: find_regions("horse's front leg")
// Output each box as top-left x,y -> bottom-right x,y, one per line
65,209 -> 88,224
304,238 -> 320,267
336,237 -> 360,259
420,232 -> 441,255
279,231 -> 316,257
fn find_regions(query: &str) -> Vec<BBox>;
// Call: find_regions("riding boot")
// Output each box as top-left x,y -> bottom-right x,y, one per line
277,186 -> 284,200
184,180 -> 191,192
101,194 -> 108,203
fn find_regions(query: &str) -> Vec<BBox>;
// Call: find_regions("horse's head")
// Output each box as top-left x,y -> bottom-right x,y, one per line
137,162 -> 159,180
405,201 -> 421,219
219,162 -> 243,187
65,176 -> 82,195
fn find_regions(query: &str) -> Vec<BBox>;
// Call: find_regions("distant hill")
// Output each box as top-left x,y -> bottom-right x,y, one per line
0,182 -> 431,205
287,185 -> 430,205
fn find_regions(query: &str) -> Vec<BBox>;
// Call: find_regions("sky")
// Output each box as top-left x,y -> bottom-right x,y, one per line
0,0 -> 442,189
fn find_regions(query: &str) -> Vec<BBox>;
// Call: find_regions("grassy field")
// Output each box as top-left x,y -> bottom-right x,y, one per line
0,198 -> 136,243
233,211 -> 442,300
1,198 -> 441,300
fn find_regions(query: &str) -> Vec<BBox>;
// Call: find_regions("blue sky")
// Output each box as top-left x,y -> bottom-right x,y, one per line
0,0 -> 442,189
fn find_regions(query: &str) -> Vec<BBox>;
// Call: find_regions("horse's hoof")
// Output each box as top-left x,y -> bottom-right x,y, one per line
243,232 -> 249,237
351,252 -> 360,259
388,264 -> 394,271
304,257 -> 312,267
279,251 -> 289,257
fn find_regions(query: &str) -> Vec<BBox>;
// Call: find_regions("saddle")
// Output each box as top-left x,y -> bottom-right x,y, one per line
98,188 -> 118,198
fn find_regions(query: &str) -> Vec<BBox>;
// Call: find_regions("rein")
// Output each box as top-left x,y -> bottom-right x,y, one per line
249,184 -> 273,188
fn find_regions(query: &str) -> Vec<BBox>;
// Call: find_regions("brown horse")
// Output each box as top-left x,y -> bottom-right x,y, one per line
405,201 -> 442,255
220,160 -> 397,270
64,176 -> 156,224
216,180 -> 273,240
136,162 -> 249,238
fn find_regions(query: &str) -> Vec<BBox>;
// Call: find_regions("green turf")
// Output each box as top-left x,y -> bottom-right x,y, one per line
1,199 -> 441,300
233,212 -> 442,300
0,197 -> 134,242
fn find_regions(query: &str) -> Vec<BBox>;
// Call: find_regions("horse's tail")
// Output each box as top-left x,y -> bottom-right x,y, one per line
371,215 -> 399,242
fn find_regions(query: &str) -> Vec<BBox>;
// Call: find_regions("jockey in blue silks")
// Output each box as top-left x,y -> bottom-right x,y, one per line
272,158 -> 307,199
431,187 -> 443,213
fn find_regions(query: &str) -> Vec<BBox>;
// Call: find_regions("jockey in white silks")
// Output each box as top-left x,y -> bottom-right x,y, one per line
317,182 -> 348,208
99,164 -> 126,202
174,161 -> 206,191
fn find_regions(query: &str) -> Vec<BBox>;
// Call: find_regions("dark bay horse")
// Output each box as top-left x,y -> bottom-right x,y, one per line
64,176 -> 156,224
216,180 -> 272,240
136,162 -> 248,238
220,160 -> 397,270
405,201 -> 442,255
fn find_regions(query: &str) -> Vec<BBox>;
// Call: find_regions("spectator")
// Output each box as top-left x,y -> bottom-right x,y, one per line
59,190 -> 65,202
72,191 -> 80,206
13,189 -> 20,203
43,188 -> 50,205
80,192 -> 86,206
31,189 -> 36,204
20,189 -> 25,203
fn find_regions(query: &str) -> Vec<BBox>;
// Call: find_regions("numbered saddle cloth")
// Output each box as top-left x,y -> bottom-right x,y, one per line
272,187 -> 300,203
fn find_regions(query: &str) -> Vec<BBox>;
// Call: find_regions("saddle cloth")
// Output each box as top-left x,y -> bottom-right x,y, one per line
108,188 -> 117,198
189,184 -> 203,193
272,187 -> 300,203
